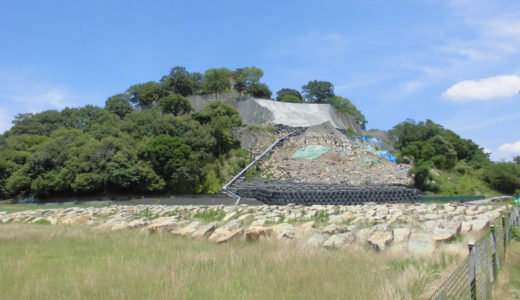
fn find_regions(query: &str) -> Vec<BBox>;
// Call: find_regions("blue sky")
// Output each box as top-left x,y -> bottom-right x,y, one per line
1,0 -> 519,161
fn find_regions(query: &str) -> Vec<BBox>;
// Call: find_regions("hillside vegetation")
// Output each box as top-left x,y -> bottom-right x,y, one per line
389,119 -> 520,195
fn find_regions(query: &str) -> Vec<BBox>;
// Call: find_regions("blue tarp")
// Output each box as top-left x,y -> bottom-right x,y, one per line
380,150 -> 397,163
354,135 -> 384,149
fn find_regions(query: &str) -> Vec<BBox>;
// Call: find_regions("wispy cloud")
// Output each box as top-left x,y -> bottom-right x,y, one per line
443,75 -> 520,101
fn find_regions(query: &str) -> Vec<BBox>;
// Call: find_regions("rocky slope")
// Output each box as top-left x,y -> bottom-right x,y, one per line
258,122 -> 413,185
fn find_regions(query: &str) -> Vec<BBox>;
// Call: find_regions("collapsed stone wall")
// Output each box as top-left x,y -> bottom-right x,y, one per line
258,122 -> 413,185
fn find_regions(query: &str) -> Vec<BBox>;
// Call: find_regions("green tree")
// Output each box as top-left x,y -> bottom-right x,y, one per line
484,162 -> 520,194
158,94 -> 193,116
105,94 -> 133,119
251,83 -> 272,99
127,82 -> 168,107
301,80 -> 335,103
160,66 -> 202,96
514,156 -> 520,164
276,88 -> 303,102
203,68 -> 232,99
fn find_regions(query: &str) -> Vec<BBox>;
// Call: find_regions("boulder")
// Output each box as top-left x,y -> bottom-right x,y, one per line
111,218 -> 148,231
323,232 -> 356,249
471,219 -> 490,231
172,221 -> 201,237
408,233 -> 435,255
270,223 -> 296,240
192,222 -> 218,239
61,215 -> 94,226
245,227 -> 273,241
142,217 -> 179,234
355,227 -> 376,244
222,212 -> 237,222
306,233 -> 329,247
460,221 -> 473,233
216,228 -> 244,243
321,224 -> 350,235
368,231 -> 393,251
432,228 -> 457,244
222,219 -> 243,231
393,228 -> 411,243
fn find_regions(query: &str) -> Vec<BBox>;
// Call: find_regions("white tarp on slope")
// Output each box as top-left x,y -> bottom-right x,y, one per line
254,99 -> 342,128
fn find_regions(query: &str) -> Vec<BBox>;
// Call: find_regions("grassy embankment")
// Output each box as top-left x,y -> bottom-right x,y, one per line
0,224 -> 462,300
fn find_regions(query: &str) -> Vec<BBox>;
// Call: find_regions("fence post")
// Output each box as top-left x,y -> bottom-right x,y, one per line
468,243 -> 477,300
502,216 -> 507,254
490,225 -> 498,279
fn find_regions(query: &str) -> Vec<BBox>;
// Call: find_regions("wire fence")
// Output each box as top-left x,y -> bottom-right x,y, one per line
430,205 -> 520,300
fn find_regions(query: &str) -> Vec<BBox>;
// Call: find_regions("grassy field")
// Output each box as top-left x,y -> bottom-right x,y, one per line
0,224 -> 462,300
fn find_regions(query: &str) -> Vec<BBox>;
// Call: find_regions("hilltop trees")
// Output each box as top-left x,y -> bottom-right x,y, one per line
160,66 -> 203,96
105,94 -> 133,119
276,88 -> 303,103
127,82 -> 168,107
302,80 -> 335,103
203,68 -> 233,99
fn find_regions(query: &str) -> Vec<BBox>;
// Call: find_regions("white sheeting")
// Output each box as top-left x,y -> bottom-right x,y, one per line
254,99 -> 342,128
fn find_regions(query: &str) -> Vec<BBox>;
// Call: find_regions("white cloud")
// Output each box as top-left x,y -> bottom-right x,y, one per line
443,75 -> 520,101
491,140 -> 520,161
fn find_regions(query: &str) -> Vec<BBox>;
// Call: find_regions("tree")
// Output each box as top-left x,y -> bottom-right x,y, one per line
105,94 -> 133,118
158,94 -> 193,116
484,163 -> 520,194
301,80 -> 335,103
127,82 -> 168,107
250,83 -> 272,99
276,88 -> 303,102
160,66 -> 202,96
326,96 -> 367,129
202,68 -> 232,99
514,156 -> 520,164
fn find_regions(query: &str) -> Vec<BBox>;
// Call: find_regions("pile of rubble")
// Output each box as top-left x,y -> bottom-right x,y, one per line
258,122 -> 413,185
0,202 -> 506,253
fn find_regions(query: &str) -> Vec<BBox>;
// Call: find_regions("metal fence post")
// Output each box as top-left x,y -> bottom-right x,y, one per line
468,243 -> 477,300
502,216 -> 507,255
490,225 -> 498,279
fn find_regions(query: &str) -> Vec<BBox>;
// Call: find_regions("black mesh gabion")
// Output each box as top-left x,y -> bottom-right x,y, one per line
229,179 -> 419,205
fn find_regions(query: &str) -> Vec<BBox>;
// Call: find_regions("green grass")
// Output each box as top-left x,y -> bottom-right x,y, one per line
193,210 -> 226,222
0,203 -> 109,213
432,169 -> 501,197
0,224 -> 461,300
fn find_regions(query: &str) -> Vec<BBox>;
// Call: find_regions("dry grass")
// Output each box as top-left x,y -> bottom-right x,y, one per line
493,240 -> 520,299
0,224 -> 462,300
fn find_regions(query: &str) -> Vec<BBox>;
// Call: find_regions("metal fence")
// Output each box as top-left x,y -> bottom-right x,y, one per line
430,206 -> 520,300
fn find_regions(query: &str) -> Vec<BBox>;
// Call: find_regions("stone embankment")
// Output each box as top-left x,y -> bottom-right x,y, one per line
0,203 -> 505,253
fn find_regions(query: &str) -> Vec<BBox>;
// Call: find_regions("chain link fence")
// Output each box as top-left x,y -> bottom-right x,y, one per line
430,205 -> 520,300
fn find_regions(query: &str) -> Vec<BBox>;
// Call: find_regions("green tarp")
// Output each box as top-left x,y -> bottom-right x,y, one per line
292,146 -> 332,160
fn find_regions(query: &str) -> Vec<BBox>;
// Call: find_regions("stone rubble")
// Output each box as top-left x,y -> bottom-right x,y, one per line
0,202 -> 507,253
258,122 -> 413,185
